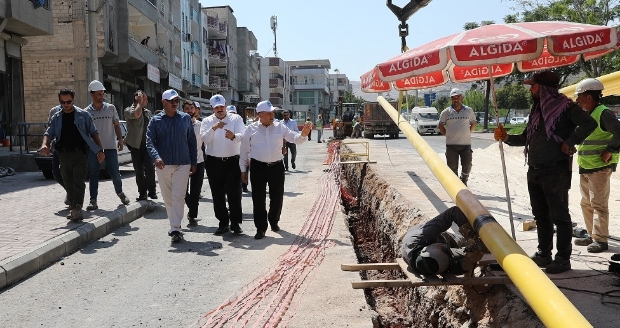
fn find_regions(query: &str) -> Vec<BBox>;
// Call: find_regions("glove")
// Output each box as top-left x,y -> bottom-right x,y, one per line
494,123 -> 507,141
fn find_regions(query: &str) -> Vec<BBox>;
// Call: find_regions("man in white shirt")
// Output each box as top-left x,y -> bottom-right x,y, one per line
240,101 -> 312,240
200,95 -> 246,235
438,88 -> 477,186
281,110 -> 299,171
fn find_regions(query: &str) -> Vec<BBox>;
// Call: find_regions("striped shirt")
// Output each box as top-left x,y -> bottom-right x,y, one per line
146,111 -> 197,166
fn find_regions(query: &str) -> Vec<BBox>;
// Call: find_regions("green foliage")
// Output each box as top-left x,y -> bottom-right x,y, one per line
463,22 -> 479,30
400,93 -> 426,109
495,83 -> 532,110
342,90 -> 365,106
463,89 -> 486,113
431,95 -> 450,110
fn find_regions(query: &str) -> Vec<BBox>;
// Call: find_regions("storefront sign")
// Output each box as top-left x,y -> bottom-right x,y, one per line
169,73 -> 182,90
147,64 -> 160,83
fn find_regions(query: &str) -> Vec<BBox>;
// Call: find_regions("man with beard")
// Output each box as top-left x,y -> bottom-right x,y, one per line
494,71 -> 597,273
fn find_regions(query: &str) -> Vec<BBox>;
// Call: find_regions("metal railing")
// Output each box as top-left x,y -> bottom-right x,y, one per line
10,122 -> 49,154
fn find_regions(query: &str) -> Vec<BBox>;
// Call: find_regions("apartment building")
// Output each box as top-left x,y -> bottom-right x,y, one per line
1,0 -> 53,140
203,5 -> 237,102
287,59 -> 331,122
329,72 -> 352,102
258,56 -> 289,111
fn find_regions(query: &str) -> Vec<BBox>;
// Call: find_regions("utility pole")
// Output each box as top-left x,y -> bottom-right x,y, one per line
270,16 -> 278,58
88,0 -> 99,82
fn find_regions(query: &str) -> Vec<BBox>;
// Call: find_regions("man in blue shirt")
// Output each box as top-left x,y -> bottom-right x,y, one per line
40,88 -> 105,221
146,89 -> 197,242
281,110 -> 299,171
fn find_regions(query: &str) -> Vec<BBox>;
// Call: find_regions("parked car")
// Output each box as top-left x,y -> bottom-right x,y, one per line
510,117 -> 527,124
35,120 -> 132,179
489,117 -> 508,125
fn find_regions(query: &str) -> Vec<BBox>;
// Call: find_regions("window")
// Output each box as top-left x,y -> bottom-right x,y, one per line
296,91 -> 314,105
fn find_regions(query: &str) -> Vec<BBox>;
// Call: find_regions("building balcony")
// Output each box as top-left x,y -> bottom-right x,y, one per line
191,41 -> 200,55
206,11 -> 227,38
269,78 -> 284,89
269,98 -> 283,107
270,92 -> 284,99
190,7 -> 200,24
128,38 -> 159,66
208,49 -> 227,66
293,83 -> 329,94
128,0 -> 158,24
268,57 -> 284,67
192,74 -> 201,87
3,0 -> 54,36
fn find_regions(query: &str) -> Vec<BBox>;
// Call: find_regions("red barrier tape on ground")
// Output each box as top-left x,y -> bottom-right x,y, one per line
192,143 -> 342,328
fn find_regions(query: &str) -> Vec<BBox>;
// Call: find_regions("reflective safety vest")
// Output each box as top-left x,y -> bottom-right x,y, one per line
577,105 -> 619,169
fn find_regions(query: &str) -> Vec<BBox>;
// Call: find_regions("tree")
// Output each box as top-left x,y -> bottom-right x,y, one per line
342,90 -> 365,106
431,95 -> 450,110
463,89 -> 486,113
495,83 -> 532,111
401,93 -> 425,110
508,0 -> 620,78
463,22 -> 479,30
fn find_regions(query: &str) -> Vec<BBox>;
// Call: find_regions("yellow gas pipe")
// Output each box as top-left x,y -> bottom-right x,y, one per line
377,96 -> 591,328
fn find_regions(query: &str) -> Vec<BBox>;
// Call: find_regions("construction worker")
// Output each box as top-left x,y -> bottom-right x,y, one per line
573,78 -> 620,253
401,206 -> 484,275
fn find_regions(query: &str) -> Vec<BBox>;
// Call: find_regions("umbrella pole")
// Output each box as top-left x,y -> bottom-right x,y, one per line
488,67 -> 517,240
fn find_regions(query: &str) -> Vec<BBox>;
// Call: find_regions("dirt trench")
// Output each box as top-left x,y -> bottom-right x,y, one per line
339,160 -> 544,328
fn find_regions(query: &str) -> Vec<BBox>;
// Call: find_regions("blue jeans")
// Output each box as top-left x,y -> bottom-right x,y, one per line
317,129 -> 323,141
88,149 -> 123,201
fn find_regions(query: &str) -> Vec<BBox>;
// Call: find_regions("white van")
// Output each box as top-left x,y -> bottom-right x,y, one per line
410,106 -> 440,135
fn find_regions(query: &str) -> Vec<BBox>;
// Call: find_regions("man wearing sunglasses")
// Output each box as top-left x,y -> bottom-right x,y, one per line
146,89 -> 197,242
41,88 -> 105,221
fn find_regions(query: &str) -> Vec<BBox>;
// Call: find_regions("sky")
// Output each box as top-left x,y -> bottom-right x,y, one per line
199,0 -> 519,81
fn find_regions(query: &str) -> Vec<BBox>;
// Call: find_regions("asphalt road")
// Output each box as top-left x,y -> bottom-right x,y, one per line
0,134 -> 372,328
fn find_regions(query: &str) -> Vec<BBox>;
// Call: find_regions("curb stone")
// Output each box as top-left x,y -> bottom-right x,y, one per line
0,202 -> 153,290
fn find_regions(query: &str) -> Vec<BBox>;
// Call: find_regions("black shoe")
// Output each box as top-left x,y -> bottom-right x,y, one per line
285,167 -> 288,171
169,231 -> 183,242
188,217 -> 198,226
530,251 -> 552,267
254,230 -> 265,239
148,193 -> 158,199
242,188 -> 249,192
292,162 -> 296,169
136,193 -> 148,201
214,226 -> 230,235
545,259 -> 571,274
231,225 -> 243,234
271,223 -> 280,232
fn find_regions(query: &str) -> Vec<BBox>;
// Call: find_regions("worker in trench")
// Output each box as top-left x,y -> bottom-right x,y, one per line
401,206 -> 487,276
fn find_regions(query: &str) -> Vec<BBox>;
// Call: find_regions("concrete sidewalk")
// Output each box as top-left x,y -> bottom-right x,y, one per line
0,168 -> 151,289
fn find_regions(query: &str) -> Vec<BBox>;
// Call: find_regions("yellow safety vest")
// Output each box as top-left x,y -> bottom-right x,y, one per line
577,105 -> 619,169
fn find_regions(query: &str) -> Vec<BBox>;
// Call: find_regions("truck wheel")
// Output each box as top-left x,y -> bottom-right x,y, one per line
42,170 -> 54,180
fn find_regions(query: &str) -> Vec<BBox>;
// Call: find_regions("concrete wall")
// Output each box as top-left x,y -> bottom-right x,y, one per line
2,0 -> 53,36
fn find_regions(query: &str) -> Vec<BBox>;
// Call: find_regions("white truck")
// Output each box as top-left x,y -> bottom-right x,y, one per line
410,106 -> 440,135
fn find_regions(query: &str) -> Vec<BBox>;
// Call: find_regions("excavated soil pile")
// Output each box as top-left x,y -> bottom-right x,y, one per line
339,158 -> 543,328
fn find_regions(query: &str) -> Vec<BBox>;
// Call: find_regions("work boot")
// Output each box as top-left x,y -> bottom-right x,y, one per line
136,193 -> 147,201
587,241 -> 608,253
169,230 -> 183,243
530,251 -> 552,267
86,199 -> 98,211
460,174 -> 468,186
64,195 -> 70,206
545,259 -> 571,274
69,204 -> 84,221
118,192 -> 130,205
574,236 -> 593,246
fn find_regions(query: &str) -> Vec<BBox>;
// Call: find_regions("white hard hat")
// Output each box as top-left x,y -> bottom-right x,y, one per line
574,78 -> 604,95
449,88 -> 463,97
88,80 -> 106,92
415,243 -> 449,274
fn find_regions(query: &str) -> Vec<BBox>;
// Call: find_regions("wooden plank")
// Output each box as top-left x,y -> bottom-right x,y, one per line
396,258 -> 442,284
352,280 -> 413,289
341,263 -> 400,271
338,160 -> 377,164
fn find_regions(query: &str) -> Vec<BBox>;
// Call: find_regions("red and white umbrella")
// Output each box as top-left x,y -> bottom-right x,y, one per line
368,21 -> 617,88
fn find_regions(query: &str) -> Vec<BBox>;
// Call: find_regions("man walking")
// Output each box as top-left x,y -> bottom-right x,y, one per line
41,88 -> 105,221
316,114 -> 323,143
182,100 -> 204,226
494,71 -> 597,273
201,95 -> 246,235
573,78 -> 620,253
240,101 -> 311,240
439,88 -> 476,186
281,110 -> 299,171
147,89 -> 197,242
47,105 -> 67,203
85,80 -> 130,210
124,90 -> 157,201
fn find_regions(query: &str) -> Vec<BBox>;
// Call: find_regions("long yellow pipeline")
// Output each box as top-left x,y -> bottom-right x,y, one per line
560,70 -> 620,98
377,96 -> 591,328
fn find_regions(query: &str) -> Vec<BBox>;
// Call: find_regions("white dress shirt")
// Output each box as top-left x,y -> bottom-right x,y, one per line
281,118 -> 299,132
192,120 -> 204,164
239,121 -> 306,171
200,113 -> 246,157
